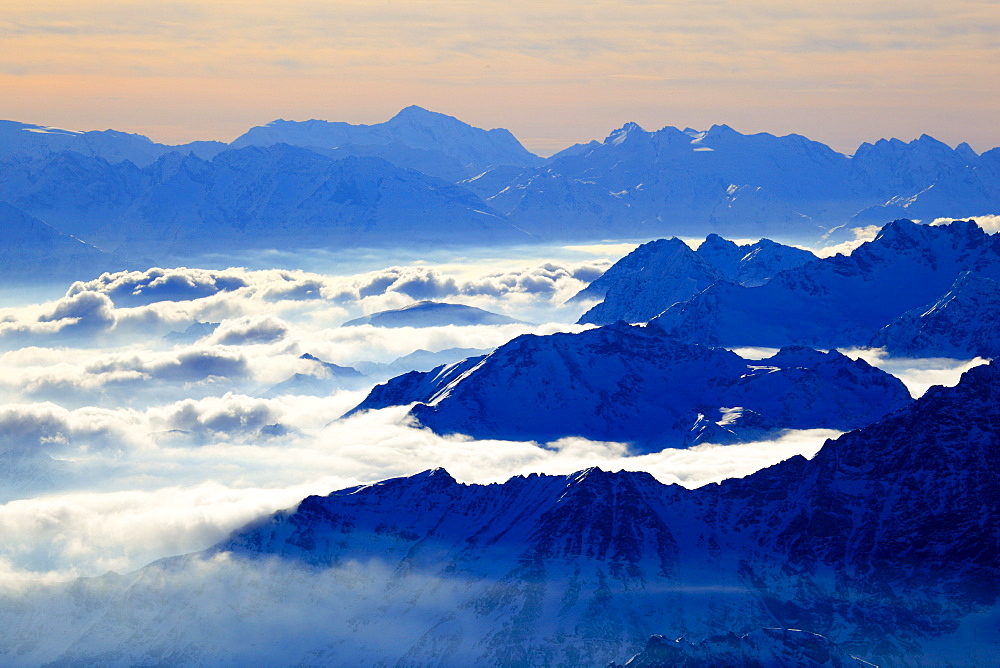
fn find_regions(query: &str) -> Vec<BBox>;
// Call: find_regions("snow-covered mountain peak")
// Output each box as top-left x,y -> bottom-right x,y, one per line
920,355 -> 997,405
406,466 -> 458,484
349,466 -> 461,500
657,220 -> 1000,349
577,233 -> 815,324
606,121 -> 648,145
558,468 -> 665,507
349,322 -> 910,449
870,218 -> 986,253
388,104 -> 449,123
705,123 -> 737,137
764,345 -> 845,367
231,107 -> 540,176
4,344 -> 997,667
699,231 -> 736,250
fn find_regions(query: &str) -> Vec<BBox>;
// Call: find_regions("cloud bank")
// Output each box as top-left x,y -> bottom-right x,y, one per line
0,249 -> 986,589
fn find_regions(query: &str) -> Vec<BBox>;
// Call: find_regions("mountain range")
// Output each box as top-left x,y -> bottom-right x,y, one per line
871,270 -> 1000,358
347,323 -> 911,449
648,218 -> 1000,353
5,359 -> 995,665
0,107 -> 997,277
574,234 -> 816,325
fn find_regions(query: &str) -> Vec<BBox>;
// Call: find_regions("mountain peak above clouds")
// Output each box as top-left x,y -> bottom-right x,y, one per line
575,233 -> 815,325
208,361 -> 997,666
263,353 -> 370,397
347,324 -> 910,449
3,361 -> 997,665
652,218 -> 1000,351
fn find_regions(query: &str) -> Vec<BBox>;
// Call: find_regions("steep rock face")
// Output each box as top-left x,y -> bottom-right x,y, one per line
215,467 -> 698,666
3,362 -> 998,665
702,360 -> 1000,665
574,238 -> 722,324
347,354 -> 487,416
870,271 -> 1000,358
574,234 -> 815,325
260,361 -> 1000,665
223,467 -> 682,574
347,324 -> 911,450
696,233 -> 816,287
653,219 -> 1000,348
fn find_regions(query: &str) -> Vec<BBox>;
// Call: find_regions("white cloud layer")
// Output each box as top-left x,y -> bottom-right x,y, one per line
0,396 -> 837,580
931,214 -> 1000,234
840,348 -> 989,398
0,247 -> 986,588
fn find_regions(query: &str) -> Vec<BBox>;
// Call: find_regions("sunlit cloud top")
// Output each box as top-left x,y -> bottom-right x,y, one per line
1,1 -> 999,154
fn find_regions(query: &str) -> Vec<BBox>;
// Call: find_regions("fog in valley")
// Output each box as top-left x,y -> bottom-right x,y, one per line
0,238 -> 984,584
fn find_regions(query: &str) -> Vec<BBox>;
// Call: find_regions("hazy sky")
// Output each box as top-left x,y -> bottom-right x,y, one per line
2,0 -> 999,155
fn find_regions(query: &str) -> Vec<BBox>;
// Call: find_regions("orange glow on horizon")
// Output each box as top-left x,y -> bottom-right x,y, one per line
2,0 -> 998,155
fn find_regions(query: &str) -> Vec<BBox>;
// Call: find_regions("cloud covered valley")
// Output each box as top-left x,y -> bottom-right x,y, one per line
0,245 -> 985,586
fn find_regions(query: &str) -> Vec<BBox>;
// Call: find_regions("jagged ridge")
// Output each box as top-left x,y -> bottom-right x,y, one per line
347,323 -> 912,450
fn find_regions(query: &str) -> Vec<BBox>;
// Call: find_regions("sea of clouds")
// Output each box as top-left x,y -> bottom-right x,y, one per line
0,239 -> 988,586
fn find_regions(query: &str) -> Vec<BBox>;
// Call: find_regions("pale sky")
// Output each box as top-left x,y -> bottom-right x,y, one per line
2,0 -> 998,155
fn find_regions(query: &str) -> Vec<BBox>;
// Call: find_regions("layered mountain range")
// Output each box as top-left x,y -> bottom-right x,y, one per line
2,108 -> 996,667
649,219 -> 1000,351
871,270 -> 1000,358
574,234 -> 816,325
347,323 -> 911,449
6,360 -> 995,665
573,218 -> 1000,358
0,107 -> 996,275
